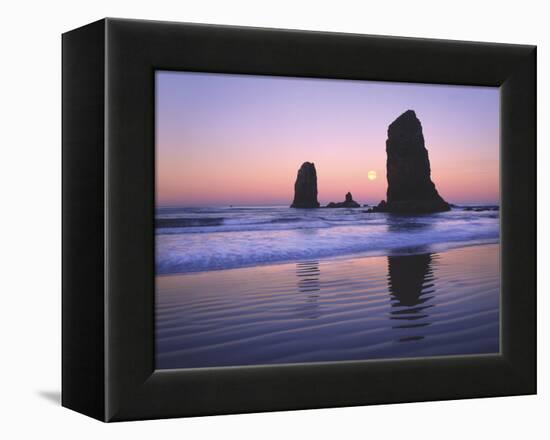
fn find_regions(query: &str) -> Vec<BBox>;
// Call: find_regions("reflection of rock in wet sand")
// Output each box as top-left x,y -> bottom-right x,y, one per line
295,261 -> 321,319
387,253 -> 436,341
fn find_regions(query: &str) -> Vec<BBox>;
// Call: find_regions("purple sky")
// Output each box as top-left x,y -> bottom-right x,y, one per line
156,71 -> 499,206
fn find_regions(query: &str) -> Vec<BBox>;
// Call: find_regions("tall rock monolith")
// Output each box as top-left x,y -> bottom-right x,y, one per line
376,110 -> 450,213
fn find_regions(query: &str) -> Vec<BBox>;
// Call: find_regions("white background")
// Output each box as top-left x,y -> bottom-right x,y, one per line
0,0 -> 546,438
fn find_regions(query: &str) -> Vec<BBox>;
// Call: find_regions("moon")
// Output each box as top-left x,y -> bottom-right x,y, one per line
367,170 -> 377,181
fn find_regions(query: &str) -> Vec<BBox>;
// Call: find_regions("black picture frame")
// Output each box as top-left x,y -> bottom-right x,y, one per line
62,18 -> 536,422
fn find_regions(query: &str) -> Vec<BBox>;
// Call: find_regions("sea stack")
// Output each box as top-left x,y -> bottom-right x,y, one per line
291,162 -> 320,208
375,110 -> 450,213
326,192 -> 360,208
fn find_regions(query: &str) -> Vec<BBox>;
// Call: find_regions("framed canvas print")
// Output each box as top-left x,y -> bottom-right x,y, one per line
62,18 -> 536,422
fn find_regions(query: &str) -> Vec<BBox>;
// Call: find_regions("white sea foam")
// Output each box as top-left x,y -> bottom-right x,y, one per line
155,206 -> 499,274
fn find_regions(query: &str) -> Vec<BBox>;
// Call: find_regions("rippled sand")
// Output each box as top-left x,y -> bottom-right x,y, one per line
156,243 -> 499,369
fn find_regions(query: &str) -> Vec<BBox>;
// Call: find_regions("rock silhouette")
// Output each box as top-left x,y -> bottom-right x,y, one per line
291,162 -> 320,208
374,110 -> 450,213
326,192 -> 360,208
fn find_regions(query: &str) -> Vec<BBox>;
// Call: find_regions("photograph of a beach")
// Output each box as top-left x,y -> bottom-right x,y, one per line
155,72 -> 500,369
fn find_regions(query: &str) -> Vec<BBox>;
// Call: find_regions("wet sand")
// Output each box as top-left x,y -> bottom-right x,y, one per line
156,243 -> 500,369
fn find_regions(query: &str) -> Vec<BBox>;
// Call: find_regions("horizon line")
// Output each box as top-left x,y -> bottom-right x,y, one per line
156,201 -> 501,208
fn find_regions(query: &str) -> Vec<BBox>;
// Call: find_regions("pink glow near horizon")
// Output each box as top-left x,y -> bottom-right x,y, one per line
156,72 -> 499,206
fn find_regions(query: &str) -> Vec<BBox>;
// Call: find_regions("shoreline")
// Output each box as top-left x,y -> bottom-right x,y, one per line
156,238 -> 499,277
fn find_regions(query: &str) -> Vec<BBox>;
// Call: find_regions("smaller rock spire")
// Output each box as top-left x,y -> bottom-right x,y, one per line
291,162 -> 320,208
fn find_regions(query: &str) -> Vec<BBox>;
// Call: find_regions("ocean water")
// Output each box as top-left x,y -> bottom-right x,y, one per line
155,205 -> 499,274
155,206 -> 500,369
